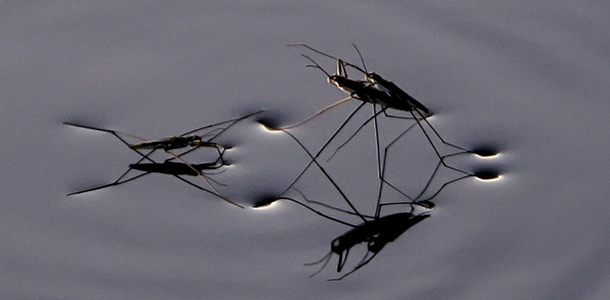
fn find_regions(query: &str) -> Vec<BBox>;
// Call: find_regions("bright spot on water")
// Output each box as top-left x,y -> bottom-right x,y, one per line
476,175 -> 503,182
251,199 -> 280,210
258,123 -> 283,134
476,152 -> 501,159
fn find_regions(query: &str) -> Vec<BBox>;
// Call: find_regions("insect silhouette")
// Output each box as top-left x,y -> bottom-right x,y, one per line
289,43 -> 497,159
266,52 -> 405,199
273,129 -> 439,280
271,44 -> 497,204
64,110 -> 264,208
321,212 -> 430,281
289,43 -> 433,118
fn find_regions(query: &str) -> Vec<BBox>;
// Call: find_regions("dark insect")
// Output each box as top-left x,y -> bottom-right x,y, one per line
64,110 -> 264,208
269,45 -> 497,206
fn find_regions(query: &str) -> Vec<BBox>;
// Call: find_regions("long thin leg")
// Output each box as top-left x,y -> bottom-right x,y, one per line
327,108 -> 416,207
164,150 -> 243,208
303,199 -> 376,220
381,108 -> 468,159
380,109 -> 419,121
321,106 -> 421,211
292,187 -> 380,220
275,102 -> 367,196
374,114 -> 423,217
378,157 -> 473,205
383,107 -> 472,157
376,201 -> 432,216
63,122 -> 148,142
408,148 -> 481,201
279,195 -> 358,227
372,105 -> 382,182
171,174 -> 228,199
375,162 -> 387,218
65,150 -> 158,196
67,171 -> 150,196
379,122 -> 425,196
378,117 -> 471,205
371,104 -> 388,218
281,129 -> 368,223
325,104 -> 416,162
415,174 -> 473,202
63,122 -> 160,163
377,160 -> 441,214
410,110 -> 472,175
413,160 -> 443,200
413,109 -> 471,153
192,155 -> 228,187
328,252 -> 379,281
282,104 -> 419,217
179,109 -> 265,137
325,107 -> 386,162
277,96 -> 353,130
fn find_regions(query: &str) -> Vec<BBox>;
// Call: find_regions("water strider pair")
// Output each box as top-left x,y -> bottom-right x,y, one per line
65,44 -> 500,279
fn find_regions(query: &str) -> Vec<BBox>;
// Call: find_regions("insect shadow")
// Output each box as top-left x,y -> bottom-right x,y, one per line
64,110 -> 264,208
259,129 -> 443,280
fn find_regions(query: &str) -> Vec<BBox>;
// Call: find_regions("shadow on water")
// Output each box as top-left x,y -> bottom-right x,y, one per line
249,101 -> 502,279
